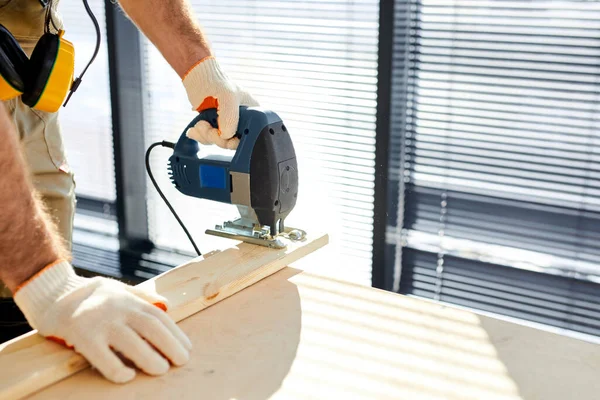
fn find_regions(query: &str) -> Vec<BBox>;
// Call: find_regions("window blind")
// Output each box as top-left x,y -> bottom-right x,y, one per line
390,0 -> 600,336
143,0 -> 379,284
59,1 -> 115,201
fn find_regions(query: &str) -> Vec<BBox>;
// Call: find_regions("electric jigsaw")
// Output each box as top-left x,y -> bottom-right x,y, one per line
167,106 -> 304,249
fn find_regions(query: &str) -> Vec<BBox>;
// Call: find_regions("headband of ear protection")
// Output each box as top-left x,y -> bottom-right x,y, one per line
0,0 -> 100,113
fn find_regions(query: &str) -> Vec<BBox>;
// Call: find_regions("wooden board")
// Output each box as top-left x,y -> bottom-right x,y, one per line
0,232 -> 329,400
20,268 -> 600,400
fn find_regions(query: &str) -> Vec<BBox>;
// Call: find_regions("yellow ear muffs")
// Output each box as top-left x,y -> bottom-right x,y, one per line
0,24 -> 27,101
21,30 -> 74,113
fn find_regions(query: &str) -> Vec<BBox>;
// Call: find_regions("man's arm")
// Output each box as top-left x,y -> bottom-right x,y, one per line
117,0 -> 211,78
117,0 -> 259,148
0,104 -> 67,291
0,104 -> 191,382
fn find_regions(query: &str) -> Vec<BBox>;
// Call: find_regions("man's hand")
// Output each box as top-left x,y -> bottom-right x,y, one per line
183,57 -> 259,150
14,261 -> 191,383
115,0 -> 259,150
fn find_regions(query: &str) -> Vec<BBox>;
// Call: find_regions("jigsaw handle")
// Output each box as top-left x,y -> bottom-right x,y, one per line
174,107 -> 247,156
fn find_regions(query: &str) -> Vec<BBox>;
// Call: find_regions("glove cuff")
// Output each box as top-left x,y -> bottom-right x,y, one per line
14,260 -> 84,328
182,57 -> 227,110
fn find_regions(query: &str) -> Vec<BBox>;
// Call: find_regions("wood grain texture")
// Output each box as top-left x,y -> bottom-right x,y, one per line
0,232 -> 329,400
24,269 -> 600,400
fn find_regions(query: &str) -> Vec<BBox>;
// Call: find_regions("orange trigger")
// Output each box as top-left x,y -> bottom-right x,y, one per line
197,97 -> 219,112
47,336 -> 74,349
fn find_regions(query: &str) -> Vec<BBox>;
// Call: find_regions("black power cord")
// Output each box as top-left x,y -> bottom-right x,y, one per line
145,141 -> 202,256
63,0 -> 101,107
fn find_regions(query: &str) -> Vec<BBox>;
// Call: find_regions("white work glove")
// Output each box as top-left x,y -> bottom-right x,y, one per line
14,260 -> 192,383
183,56 -> 259,150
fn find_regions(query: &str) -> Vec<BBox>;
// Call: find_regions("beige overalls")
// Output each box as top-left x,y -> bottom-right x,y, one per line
0,0 -> 75,297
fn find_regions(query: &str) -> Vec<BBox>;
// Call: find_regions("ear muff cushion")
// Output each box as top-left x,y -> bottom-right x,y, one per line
21,32 -> 59,108
0,24 -> 27,93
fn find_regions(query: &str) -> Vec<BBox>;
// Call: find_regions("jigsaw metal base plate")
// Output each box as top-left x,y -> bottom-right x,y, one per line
206,218 -> 306,249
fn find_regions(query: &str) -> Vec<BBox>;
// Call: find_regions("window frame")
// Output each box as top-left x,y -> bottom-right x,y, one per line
80,0 -> 395,282
379,0 -> 600,339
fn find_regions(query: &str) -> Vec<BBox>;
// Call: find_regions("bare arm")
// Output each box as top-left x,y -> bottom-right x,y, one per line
0,112 -> 190,382
0,104 -> 68,292
117,0 -> 212,77
117,0 -> 256,147
0,110 -> 190,381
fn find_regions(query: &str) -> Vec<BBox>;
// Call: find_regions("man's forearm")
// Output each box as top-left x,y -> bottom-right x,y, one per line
0,104 -> 67,292
118,0 -> 212,77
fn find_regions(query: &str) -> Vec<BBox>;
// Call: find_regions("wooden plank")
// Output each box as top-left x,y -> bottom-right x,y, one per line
0,232 -> 328,400
23,269 -> 600,400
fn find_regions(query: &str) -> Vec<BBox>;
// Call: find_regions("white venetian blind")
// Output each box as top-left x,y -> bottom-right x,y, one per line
143,0 -> 379,284
392,0 -> 600,336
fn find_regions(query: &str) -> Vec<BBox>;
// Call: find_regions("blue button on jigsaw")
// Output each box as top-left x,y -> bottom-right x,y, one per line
200,165 -> 226,189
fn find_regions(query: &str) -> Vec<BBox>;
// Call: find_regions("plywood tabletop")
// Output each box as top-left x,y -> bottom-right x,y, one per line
0,231 -> 329,400
25,267 -> 600,400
